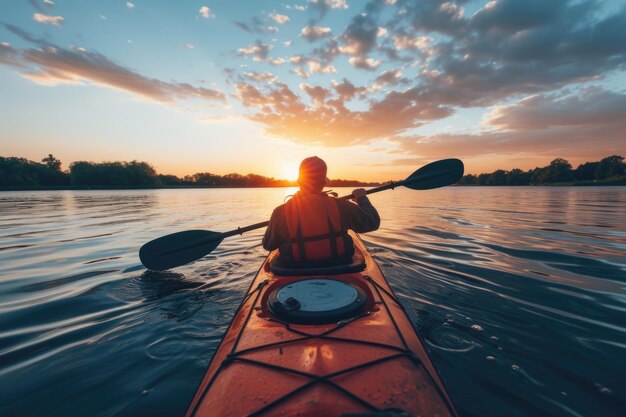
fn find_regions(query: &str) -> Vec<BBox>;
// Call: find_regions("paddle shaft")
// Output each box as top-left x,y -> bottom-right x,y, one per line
222,220 -> 270,239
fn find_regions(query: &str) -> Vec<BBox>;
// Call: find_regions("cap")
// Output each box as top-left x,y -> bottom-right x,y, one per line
297,156 -> 329,191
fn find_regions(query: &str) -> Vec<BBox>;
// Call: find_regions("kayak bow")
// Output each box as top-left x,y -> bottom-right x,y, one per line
186,232 -> 457,417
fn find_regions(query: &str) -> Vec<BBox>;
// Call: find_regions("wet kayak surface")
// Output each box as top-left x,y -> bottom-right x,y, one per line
0,187 -> 625,417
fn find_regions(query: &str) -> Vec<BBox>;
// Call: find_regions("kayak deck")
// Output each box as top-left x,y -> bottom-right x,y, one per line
186,232 -> 456,417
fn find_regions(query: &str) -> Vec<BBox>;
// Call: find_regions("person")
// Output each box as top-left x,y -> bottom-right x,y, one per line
263,156 -> 380,267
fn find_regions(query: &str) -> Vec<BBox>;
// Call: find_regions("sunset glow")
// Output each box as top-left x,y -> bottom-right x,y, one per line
282,163 -> 300,182
1,1 -> 625,180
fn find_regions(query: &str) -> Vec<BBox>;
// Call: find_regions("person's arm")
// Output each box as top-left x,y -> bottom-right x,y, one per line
336,189 -> 381,233
262,205 -> 287,251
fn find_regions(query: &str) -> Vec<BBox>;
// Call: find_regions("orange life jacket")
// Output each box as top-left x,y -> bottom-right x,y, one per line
281,192 -> 353,264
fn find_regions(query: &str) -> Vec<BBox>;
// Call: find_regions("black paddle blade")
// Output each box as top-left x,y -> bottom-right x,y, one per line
139,230 -> 224,271
403,158 -> 464,190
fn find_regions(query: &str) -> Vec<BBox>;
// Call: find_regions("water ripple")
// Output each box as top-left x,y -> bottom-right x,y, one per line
0,187 -> 625,417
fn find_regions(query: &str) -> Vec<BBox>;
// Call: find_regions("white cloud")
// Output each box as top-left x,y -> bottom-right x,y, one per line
43,0 -> 55,6
377,27 -> 388,37
268,57 -> 286,65
199,6 -> 215,19
245,71 -> 277,82
293,67 -> 309,78
310,0 -> 348,10
393,35 -> 431,50
32,13 -> 64,26
283,40 -> 292,47
126,2 -> 135,9
307,59 -> 336,74
99,15 -> 107,20
300,25 -> 332,41
269,12 -> 290,24
348,56 -> 380,70
185,43 -> 194,49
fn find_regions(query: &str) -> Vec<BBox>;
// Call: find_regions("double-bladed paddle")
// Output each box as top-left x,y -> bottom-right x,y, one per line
139,158 -> 464,270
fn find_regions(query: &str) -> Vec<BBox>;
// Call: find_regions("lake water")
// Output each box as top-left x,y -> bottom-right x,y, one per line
0,187 -> 625,417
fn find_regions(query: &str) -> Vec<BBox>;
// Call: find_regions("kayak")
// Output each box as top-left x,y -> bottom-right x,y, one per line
185,231 -> 457,417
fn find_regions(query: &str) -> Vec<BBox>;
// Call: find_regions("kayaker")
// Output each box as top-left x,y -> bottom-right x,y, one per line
263,156 -> 380,267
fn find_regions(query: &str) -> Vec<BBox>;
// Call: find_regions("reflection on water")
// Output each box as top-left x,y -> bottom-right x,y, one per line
0,187 -> 625,417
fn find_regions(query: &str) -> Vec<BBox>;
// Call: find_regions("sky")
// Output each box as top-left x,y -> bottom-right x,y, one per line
1,0 -> 625,181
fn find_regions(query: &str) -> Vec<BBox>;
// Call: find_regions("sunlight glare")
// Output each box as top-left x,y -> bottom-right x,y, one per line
282,163 -> 299,181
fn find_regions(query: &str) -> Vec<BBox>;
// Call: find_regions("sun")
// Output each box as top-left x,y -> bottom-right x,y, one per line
282,163 -> 299,181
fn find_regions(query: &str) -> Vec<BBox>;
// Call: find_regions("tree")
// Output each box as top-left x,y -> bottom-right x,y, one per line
42,154 -> 62,171
533,158 -> 573,183
595,155 -> 624,180
507,168 -> 531,185
574,162 -> 600,181
458,174 -> 477,185
487,169 -> 507,185
477,173 -> 490,185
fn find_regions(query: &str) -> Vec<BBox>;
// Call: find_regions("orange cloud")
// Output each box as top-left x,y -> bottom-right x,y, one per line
1,44 -> 225,104
32,13 -> 63,26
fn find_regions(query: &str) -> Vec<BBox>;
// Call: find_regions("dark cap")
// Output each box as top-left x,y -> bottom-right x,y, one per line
297,156 -> 329,191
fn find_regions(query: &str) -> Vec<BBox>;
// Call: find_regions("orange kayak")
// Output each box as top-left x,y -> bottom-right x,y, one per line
186,232 -> 457,417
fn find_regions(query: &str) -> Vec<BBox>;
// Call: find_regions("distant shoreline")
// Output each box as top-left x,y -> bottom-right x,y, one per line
0,184 -> 381,191
2,181 -> 625,192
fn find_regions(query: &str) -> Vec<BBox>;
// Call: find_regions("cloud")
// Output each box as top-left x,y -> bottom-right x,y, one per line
331,79 -> 366,100
373,68 -> 406,88
300,25 -> 332,42
185,43 -> 194,49
392,126 -> 626,170
199,6 -> 214,19
267,57 -> 286,65
485,87 -> 626,130
307,59 -> 336,74
126,2 -> 135,9
238,41 -> 272,62
233,81 -> 452,146
309,0 -> 349,18
389,87 -> 626,169
33,13 -> 64,26
300,83 -> 331,105
393,35 -> 431,50
244,71 -> 277,82
0,36 -> 225,105
269,12 -> 290,24
292,67 -> 309,79
348,56 -> 380,70
28,0 -> 54,12
234,17 -> 277,34
0,42 -> 24,67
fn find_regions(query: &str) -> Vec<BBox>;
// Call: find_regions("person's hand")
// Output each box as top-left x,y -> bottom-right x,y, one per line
352,188 -> 367,201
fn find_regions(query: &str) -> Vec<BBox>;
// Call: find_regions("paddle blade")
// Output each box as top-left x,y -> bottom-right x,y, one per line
403,158 -> 464,190
139,230 -> 224,271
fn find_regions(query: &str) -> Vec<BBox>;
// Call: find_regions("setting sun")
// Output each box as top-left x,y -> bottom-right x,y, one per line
282,163 -> 299,181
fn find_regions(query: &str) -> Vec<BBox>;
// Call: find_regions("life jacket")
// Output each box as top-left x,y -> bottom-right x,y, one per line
281,192 -> 353,265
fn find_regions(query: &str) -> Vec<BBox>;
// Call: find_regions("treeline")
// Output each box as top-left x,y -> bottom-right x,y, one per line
459,155 -> 626,186
0,155 -> 379,188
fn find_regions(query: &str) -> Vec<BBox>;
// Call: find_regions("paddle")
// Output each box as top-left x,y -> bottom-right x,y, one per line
139,158 -> 464,270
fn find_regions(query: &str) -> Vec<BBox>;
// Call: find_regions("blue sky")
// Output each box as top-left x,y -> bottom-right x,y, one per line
1,0 -> 625,180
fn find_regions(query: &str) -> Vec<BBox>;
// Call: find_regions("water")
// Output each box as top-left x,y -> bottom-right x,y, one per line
0,187 -> 625,417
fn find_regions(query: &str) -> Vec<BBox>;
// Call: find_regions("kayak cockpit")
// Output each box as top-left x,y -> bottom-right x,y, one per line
268,245 -> 367,276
